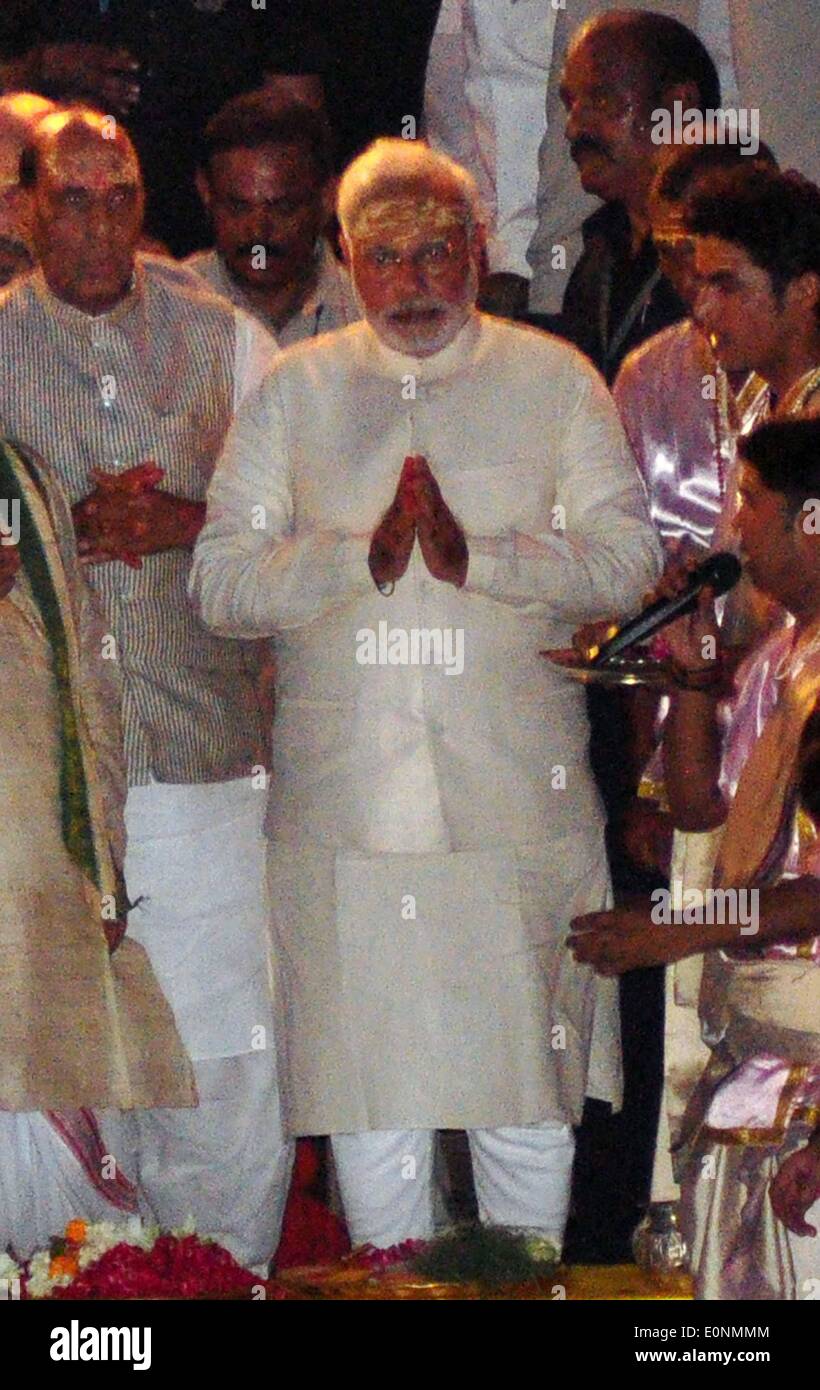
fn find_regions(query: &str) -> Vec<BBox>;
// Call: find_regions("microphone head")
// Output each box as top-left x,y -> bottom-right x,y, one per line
700,551 -> 742,597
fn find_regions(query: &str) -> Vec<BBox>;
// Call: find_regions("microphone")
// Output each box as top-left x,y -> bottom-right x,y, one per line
592,551 -> 742,665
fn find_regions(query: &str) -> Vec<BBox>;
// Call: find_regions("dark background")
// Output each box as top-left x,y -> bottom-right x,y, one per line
0,1 -> 444,252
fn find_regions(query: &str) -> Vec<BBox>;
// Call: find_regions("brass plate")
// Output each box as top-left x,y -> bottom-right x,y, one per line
541,649 -> 673,688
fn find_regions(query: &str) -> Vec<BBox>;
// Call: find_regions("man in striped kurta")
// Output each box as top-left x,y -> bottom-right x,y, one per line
0,107 -> 292,1269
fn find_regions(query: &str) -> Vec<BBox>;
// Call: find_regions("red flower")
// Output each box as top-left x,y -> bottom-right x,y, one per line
48,1235 -> 287,1300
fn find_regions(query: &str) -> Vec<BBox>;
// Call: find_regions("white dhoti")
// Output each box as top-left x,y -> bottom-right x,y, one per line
0,1111 -> 143,1261
332,1122 -> 575,1249
651,828 -> 721,1202
124,778 -> 293,1269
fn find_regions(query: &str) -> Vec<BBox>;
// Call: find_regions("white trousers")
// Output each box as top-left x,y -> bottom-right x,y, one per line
332,1122 -> 574,1249
124,779 -> 293,1269
0,1070 -> 293,1272
133,1054 -> 293,1271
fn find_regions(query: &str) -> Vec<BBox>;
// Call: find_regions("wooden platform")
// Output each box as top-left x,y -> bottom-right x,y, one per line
277,1261 -> 694,1301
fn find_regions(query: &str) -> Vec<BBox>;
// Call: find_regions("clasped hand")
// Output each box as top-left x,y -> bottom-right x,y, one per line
368,455 -> 468,590
73,463 -> 203,568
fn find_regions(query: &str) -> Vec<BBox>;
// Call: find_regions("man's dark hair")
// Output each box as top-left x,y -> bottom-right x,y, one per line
685,167 -> 820,318
199,94 -> 334,182
263,21 -> 332,81
654,140 -> 777,204
591,10 -> 721,112
740,418 -> 820,517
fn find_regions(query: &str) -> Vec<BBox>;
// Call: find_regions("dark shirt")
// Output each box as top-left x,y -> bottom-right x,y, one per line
527,201 -> 686,385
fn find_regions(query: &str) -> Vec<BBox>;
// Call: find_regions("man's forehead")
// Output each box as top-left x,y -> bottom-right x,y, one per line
352,193 -> 467,247
211,141 -> 321,188
694,235 -> 749,274
40,127 -> 140,188
564,29 -> 653,105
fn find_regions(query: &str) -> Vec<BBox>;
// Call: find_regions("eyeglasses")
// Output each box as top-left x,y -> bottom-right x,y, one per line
362,238 -> 466,276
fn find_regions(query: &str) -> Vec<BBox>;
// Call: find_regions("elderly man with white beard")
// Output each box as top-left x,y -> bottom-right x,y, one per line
190,138 -> 662,1250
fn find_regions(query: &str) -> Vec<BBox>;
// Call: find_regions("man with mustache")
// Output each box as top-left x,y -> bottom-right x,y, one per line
526,1 -> 737,319
188,93 -> 359,345
531,9 -> 722,384
190,137 -> 661,1250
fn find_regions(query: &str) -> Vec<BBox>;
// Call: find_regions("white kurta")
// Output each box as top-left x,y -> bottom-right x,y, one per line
190,312 -> 661,1135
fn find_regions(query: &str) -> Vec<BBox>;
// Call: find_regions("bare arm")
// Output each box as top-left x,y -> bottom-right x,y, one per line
570,874 -> 820,975
653,562 -> 730,830
663,683 -> 726,831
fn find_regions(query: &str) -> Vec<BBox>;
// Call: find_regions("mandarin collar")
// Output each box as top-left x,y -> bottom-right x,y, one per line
31,262 -> 144,338
356,311 -> 484,383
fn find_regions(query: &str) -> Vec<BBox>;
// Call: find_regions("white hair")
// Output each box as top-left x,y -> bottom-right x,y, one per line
337,137 -> 483,240
0,92 -> 56,142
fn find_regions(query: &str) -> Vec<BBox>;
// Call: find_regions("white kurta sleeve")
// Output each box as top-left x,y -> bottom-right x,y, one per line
189,372 -> 372,637
464,368 -> 662,621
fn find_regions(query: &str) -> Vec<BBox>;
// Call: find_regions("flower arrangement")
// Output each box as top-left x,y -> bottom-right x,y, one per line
350,1239 -> 428,1271
0,1250 -> 24,1292
337,1227 -> 559,1291
407,1225 -> 559,1288
21,1219 -> 289,1300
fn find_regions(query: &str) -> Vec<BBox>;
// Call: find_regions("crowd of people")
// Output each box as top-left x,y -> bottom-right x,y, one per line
0,5 -> 818,1301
